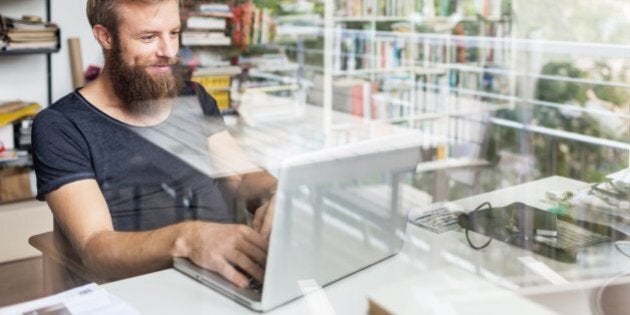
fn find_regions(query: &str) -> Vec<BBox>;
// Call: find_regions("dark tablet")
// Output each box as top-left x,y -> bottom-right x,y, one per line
457,202 -> 577,262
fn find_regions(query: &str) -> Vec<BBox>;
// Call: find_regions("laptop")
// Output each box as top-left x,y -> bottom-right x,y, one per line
174,132 -> 423,312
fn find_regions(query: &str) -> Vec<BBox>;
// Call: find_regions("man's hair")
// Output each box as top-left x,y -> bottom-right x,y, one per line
86,0 -> 169,34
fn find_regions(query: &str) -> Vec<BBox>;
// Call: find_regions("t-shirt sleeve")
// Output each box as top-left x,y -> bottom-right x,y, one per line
32,109 -> 96,200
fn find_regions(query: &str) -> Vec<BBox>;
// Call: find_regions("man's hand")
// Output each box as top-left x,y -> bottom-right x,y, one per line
252,194 -> 276,239
183,222 -> 268,288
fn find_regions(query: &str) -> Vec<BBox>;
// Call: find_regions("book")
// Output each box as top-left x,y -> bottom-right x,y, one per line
0,101 -> 41,126
259,8 -> 272,44
199,3 -> 230,12
193,65 -> 241,77
186,16 -> 226,30
1,15 -> 59,51
5,40 -> 57,50
231,1 -> 253,49
250,7 -> 261,45
198,3 -> 232,17
2,16 -> 58,31
182,31 -> 231,46
333,78 -> 375,117
6,30 -> 57,42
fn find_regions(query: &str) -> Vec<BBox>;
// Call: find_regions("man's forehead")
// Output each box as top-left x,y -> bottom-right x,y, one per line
117,0 -> 180,30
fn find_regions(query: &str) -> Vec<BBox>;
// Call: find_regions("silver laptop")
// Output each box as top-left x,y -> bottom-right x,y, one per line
174,133 -> 422,312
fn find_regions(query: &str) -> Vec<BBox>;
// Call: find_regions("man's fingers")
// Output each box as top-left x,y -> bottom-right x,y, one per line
217,259 -> 249,288
237,238 -> 267,267
260,197 -> 275,239
252,204 -> 265,231
239,225 -> 268,251
226,250 -> 265,283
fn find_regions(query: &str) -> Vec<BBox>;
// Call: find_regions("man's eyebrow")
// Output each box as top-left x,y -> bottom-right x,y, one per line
134,25 -> 181,34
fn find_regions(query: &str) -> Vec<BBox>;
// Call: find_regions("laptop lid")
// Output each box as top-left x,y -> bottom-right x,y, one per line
174,132 -> 422,311
260,133 -> 421,311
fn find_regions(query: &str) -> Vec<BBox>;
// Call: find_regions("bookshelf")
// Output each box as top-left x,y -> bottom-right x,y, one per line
180,0 -> 308,120
0,0 -> 60,106
179,1 -> 237,113
179,1 -> 302,115
321,0 -> 513,134
322,0 -> 418,131
0,0 -> 60,204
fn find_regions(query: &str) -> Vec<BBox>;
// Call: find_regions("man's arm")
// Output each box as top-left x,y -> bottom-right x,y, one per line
46,179 -> 268,287
207,130 -> 277,195
207,130 -> 278,238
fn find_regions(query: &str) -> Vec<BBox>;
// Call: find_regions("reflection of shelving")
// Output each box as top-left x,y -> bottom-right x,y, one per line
234,51 -> 306,124
322,0 -> 513,124
333,16 -> 409,22
322,0 -> 417,130
318,0 -> 514,165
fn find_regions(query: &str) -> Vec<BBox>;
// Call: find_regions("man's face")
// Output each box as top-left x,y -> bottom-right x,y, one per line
105,0 -> 184,115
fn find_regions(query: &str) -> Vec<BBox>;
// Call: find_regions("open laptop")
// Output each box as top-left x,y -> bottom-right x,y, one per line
174,132 -> 422,312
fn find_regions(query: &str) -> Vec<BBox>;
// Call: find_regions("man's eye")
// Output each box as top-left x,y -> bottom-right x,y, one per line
170,31 -> 180,37
141,35 -> 155,41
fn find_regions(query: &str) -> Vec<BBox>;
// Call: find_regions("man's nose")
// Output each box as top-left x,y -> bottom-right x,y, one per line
157,37 -> 177,58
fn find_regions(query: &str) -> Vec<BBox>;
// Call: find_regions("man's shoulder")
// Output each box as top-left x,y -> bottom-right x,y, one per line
34,91 -> 86,126
36,91 -> 85,118
49,91 -> 84,110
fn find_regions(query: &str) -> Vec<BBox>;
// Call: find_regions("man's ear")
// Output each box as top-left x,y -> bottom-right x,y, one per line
92,24 -> 114,49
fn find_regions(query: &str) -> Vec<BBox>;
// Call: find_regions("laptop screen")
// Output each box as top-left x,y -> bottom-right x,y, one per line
261,133 -> 421,310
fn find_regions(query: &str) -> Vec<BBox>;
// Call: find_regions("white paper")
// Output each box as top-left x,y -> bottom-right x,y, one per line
0,283 -> 139,315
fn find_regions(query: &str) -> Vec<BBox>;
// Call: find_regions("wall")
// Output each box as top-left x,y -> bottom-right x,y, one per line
0,0 -> 102,107
51,0 -> 103,103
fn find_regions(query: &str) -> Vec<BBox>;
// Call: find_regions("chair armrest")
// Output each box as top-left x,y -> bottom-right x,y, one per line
28,231 -> 107,284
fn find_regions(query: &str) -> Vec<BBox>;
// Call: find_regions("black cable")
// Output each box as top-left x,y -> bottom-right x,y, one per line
465,201 -> 493,250
614,241 -> 630,259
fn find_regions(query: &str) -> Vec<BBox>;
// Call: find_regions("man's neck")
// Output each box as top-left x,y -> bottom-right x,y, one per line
79,72 -> 173,127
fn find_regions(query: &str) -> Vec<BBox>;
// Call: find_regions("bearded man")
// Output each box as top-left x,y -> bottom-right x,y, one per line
31,0 -> 275,289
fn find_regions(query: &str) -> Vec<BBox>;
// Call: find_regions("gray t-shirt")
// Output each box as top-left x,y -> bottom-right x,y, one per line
32,82 -> 234,231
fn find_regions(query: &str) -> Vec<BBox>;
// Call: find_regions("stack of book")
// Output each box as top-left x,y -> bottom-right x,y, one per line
191,66 -> 241,112
249,6 -> 274,46
0,15 -> 59,51
181,3 -> 232,46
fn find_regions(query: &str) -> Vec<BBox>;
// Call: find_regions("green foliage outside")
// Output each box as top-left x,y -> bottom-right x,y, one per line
493,60 -> 628,183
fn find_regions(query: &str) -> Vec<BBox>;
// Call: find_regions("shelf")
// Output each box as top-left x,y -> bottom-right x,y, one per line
332,67 -> 415,76
0,0 -> 60,106
0,47 -> 60,55
239,84 -> 300,93
193,65 -> 242,76
0,150 -> 32,168
204,87 -> 231,92
333,16 -> 410,22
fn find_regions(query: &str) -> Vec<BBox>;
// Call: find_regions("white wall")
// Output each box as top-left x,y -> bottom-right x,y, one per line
51,0 -> 103,103
0,0 -> 102,107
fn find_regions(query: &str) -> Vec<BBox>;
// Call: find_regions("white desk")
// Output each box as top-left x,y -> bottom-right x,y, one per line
103,176 -> 629,314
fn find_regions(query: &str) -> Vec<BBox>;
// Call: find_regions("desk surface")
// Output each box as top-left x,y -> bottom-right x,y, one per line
103,176 -> 628,314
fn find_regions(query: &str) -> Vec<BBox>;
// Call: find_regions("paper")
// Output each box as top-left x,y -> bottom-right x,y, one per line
0,283 -> 139,315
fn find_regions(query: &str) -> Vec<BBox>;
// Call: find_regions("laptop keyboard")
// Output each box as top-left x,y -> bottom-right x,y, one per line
247,275 -> 263,293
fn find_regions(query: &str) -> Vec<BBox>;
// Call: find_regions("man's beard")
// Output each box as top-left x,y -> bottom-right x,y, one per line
105,42 -> 185,116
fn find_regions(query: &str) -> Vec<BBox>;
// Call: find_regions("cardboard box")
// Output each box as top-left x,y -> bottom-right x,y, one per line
0,167 -> 33,203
